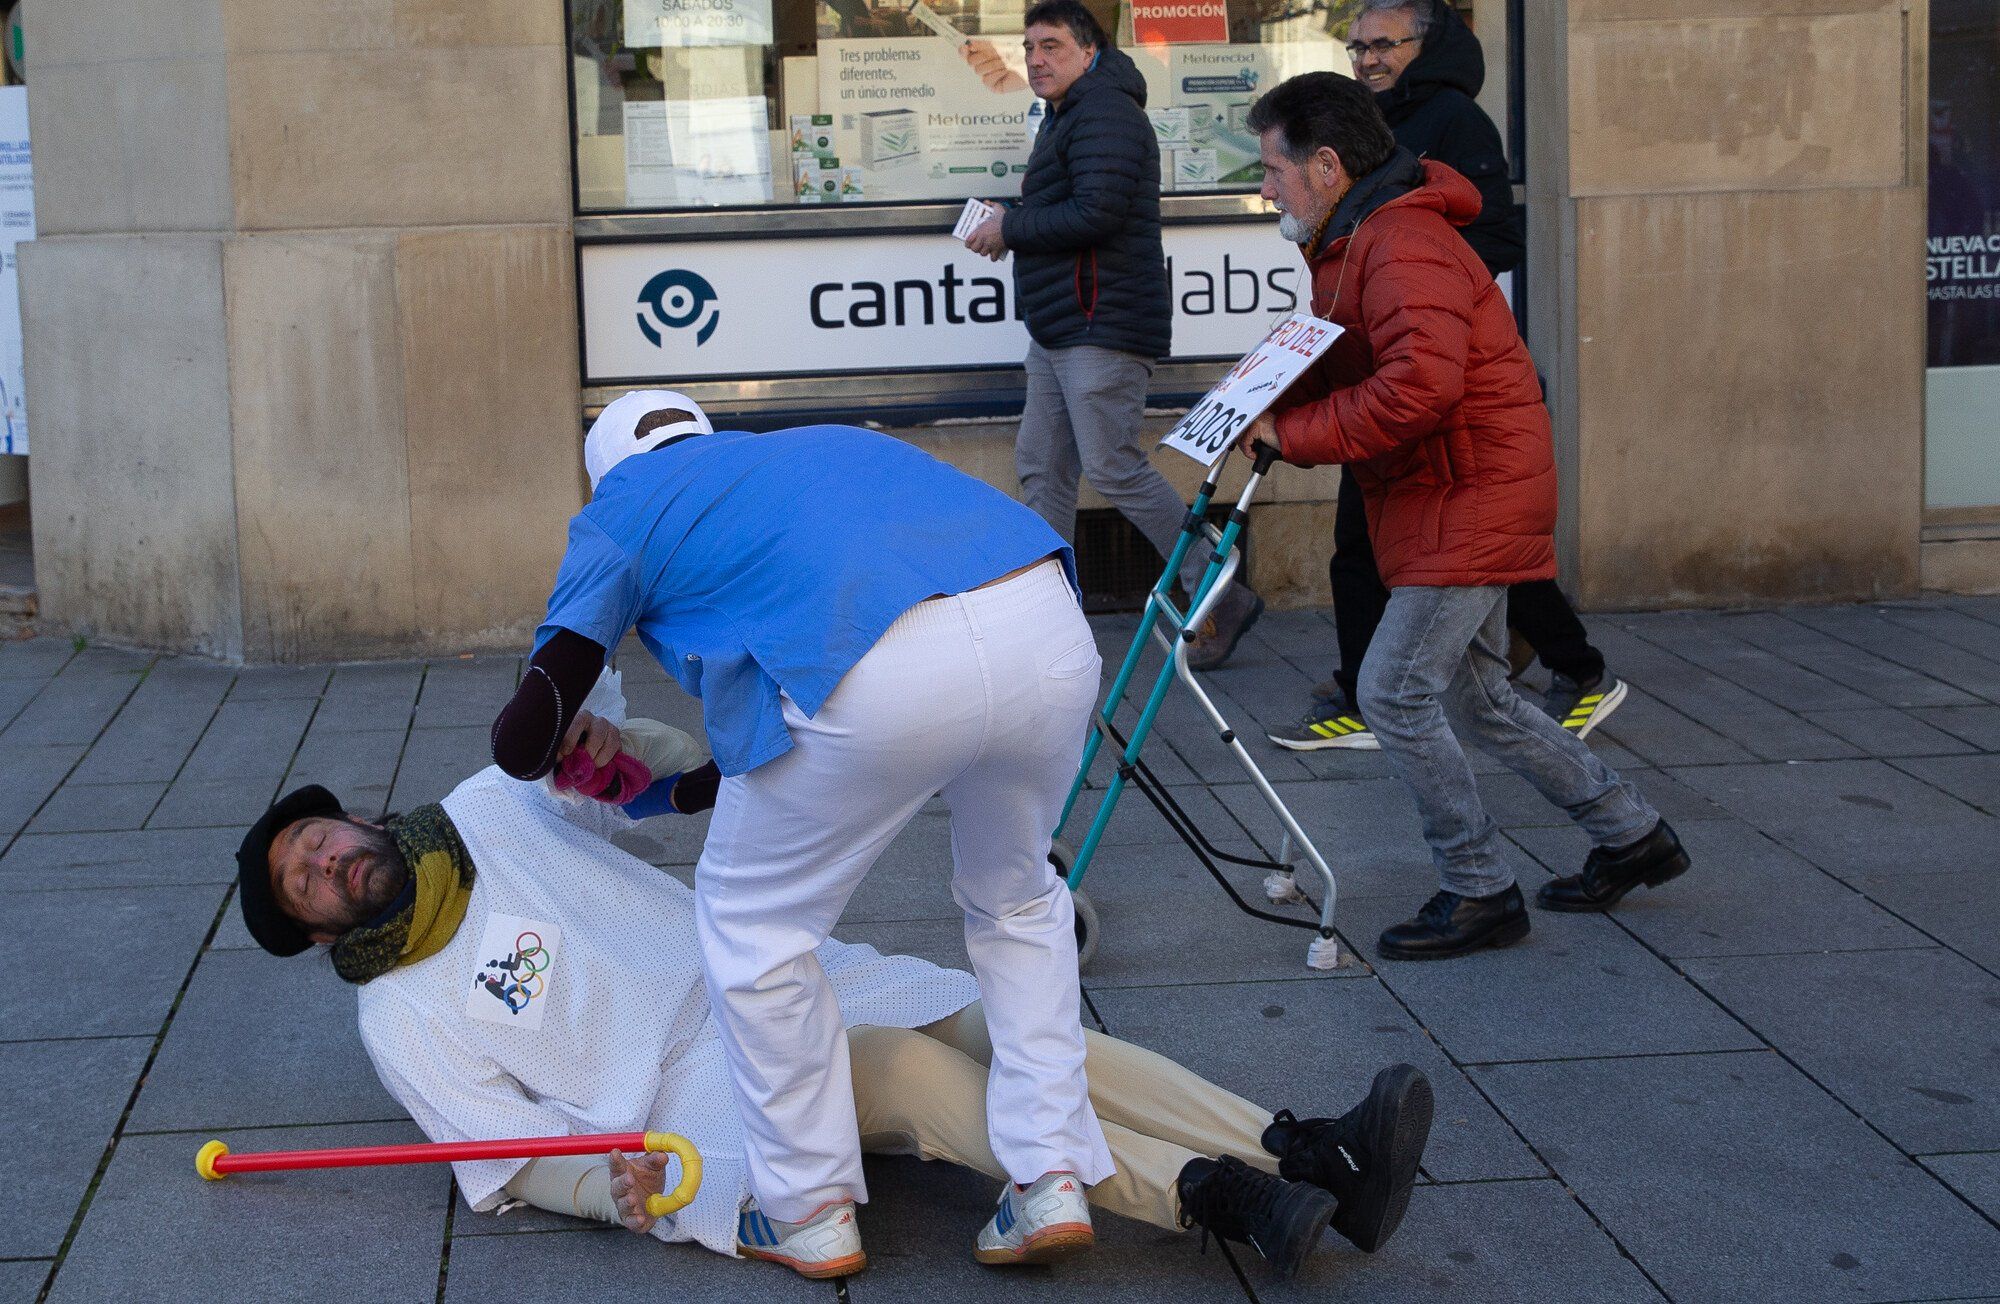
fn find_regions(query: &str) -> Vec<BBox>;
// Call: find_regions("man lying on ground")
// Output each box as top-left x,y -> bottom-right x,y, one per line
234,678 -> 1433,1281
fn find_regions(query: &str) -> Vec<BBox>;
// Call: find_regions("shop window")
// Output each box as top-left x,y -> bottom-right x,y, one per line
567,0 -> 1367,211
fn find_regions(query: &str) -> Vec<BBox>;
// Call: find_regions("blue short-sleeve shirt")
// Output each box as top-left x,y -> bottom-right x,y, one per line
537,425 -> 1075,775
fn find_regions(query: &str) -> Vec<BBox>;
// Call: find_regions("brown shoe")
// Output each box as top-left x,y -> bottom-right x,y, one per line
1186,584 -> 1265,670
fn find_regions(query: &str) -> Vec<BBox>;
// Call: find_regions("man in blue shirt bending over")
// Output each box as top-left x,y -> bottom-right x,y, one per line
491,391 -> 1316,1279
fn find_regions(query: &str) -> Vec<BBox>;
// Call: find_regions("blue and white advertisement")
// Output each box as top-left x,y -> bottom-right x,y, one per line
0,86 -> 27,455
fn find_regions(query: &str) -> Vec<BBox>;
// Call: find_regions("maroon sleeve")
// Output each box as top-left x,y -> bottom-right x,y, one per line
490,630 -> 608,780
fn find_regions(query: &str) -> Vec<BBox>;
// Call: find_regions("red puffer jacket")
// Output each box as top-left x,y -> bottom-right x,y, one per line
1273,155 -> 1555,588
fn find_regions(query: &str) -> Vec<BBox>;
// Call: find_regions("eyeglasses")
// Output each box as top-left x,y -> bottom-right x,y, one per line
1345,36 -> 1419,58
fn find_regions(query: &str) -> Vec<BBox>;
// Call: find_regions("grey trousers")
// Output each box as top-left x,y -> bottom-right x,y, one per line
1358,584 -> 1659,898
1017,342 -> 1209,594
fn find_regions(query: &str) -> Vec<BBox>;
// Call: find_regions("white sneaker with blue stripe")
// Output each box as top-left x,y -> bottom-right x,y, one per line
735,1196 -> 866,1279
973,1170 -> 1095,1265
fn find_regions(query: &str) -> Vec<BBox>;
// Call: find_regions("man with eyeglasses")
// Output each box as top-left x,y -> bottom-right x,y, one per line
1267,0 -> 1629,759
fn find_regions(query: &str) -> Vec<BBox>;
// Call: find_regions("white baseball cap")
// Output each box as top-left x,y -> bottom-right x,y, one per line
583,390 -> 714,490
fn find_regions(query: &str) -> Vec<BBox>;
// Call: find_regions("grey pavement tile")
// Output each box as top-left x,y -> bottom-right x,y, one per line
225,664 -> 330,700
450,1197 -> 597,1238
1474,766 -> 1726,830
412,655 -> 520,728
58,647 -> 157,679
282,727 -> 405,819
1588,684 -> 1759,768
1669,759 -> 1997,883
849,1152 -> 1249,1300
1801,707 -> 1979,758
0,633 -> 73,679
311,661 -> 424,733
1332,894 -> 1761,1064
27,780 -> 166,833
127,947 -> 403,1131
3,882 -> 224,1040
1893,752 -> 2000,814
620,676 -> 707,736
1625,613 -> 1879,712
0,1037 -> 152,1258
1874,603 -> 2000,664
1721,610 -> 1981,709
0,826 -> 244,889
389,726 -> 494,812
66,660 -> 233,785
1788,605 -> 2000,704
1678,948 -> 2000,1155
170,695 -> 317,781
1589,624 -> 1859,762
0,677 -> 39,731
47,1121 -> 446,1304
1922,1151 -> 2000,1222
1066,780 -> 1258,850
1847,870 -> 2000,973
445,1225 -> 833,1302
1506,819 -> 1932,961
1088,980 -> 1543,1182
0,664 -> 142,747
1250,606 -> 1334,657
1255,1179 -> 1661,1304
150,775 -> 294,831
1914,704 -> 2000,751
1474,1051 -> 2000,1303
0,743 -> 83,839
0,1261 -> 49,1304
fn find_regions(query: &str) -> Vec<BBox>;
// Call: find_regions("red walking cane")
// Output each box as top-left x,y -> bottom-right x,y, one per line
195,1130 -> 702,1217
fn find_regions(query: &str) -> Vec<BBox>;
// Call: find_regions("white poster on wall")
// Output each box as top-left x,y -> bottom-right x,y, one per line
624,0 -> 773,47
623,98 -> 771,207
817,38 -> 1038,202
1132,42 -> 1340,188
580,222 -> 1309,382
0,87 -> 28,455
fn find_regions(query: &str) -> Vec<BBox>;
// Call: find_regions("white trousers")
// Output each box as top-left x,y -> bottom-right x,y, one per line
694,559 -> 1115,1222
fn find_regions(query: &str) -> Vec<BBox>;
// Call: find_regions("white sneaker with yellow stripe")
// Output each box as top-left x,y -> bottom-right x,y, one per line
1268,703 -> 1381,752
1544,673 -> 1628,740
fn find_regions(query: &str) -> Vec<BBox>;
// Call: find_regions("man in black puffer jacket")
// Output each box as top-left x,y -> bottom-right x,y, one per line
965,0 -> 1263,668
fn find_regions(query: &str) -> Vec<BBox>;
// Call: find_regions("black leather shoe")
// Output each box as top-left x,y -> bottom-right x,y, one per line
1536,819 -> 1690,912
1376,885 -> 1529,961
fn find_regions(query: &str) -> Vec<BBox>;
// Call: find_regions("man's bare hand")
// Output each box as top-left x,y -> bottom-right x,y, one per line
559,709 -> 623,769
965,212 -> 1008,261
961,40 -> 1028,93
1236,412 -> 1280,461
608,1148 -> 670,1234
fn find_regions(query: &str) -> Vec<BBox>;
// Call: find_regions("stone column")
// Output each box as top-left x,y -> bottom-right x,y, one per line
1526,0 -> 1928,609
19,0 -> 584,660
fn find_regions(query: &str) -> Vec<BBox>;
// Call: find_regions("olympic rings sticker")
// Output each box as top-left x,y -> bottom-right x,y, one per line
467,914 -> 564,1030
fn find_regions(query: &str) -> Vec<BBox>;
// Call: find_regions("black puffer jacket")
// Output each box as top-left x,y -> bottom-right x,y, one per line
1002,45 -> 1170,359
1373,3 -> 1522,275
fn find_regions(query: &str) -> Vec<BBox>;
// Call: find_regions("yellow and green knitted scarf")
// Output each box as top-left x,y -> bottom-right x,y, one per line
330,804 -> 475,985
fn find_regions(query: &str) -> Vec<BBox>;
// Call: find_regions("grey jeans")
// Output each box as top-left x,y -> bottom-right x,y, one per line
1017,342 -> 1209,594
1358,585 -> 1659,898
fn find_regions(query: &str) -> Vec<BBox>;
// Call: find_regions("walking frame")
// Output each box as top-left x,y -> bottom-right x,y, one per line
1053,442 -> 1342,972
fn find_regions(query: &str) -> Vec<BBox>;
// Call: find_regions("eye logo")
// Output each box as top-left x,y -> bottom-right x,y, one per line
636,269 -> 720,348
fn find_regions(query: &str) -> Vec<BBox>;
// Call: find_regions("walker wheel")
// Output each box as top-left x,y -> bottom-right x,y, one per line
1047,841 -> 1101,970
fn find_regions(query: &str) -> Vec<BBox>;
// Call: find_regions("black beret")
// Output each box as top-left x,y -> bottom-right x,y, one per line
236,784 -> 346,957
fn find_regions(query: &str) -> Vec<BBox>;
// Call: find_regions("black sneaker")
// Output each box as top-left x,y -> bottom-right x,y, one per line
1262,1063 -> 1434,1253
1543,672 -> 1628,739
1175,1155 -> 1336,1280
1377,885 -> 1530,961
1537,818 -> 1691,912
1267,700 -> 1380,752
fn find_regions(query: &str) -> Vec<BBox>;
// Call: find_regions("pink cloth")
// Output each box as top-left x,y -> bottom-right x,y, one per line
553,748 -> 653,804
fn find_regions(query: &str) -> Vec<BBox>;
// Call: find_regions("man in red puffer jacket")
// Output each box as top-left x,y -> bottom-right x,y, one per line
1238,73 -> 1692,962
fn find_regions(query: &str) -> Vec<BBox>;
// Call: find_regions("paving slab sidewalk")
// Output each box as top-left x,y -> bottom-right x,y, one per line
2,597 -> 1996,1302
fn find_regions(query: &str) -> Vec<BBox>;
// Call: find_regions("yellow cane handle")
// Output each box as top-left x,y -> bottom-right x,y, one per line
641,1132 -> 702,1217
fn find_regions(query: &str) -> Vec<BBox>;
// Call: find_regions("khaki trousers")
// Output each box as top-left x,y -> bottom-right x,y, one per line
850,1003 -> 1278,1231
